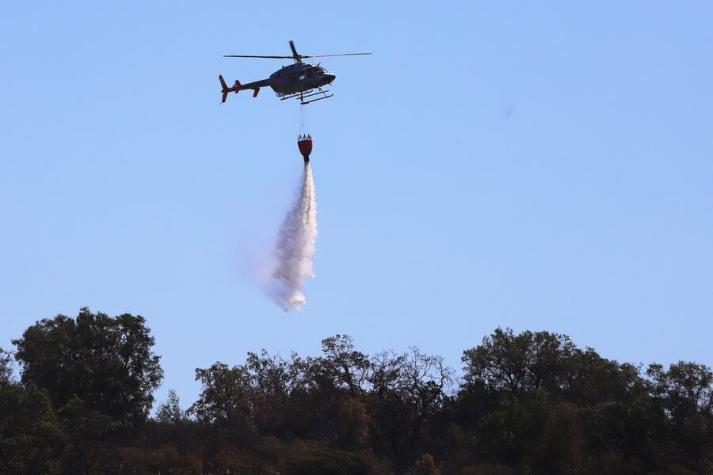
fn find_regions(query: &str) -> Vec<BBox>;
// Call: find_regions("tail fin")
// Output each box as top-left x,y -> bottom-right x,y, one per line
219,75 -> 241,104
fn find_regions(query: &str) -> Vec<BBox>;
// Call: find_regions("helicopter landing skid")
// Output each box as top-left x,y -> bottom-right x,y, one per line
300,92 -> 333,105
280,88 -> 333,105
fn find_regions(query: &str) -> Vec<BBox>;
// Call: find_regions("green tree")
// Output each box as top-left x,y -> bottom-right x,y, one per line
57,396 -> 113,472
559,347 -> 638,406
647,361 -> 713,471
409,453 -> 441,475
245,350 -> 294,436
0,383 -> 64,474
533,402 -> 584,475
336,396 -> 370,450
648,361 -> 713,418
283,440 -> 372,475
291,336 -> 373,443
475,390 -> 551,468
368,348 -> 452,471
189,362 -> 254,429
319,335 -> 371,396
13,308 -> 163,427
156,389 -> 185,424
0,347 -> 12,385
462,328 -> 576,396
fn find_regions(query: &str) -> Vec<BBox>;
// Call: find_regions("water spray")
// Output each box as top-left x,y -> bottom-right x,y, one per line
267,134 -> 318,311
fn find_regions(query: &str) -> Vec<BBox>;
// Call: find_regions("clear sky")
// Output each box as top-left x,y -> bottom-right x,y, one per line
1,1 -> 711,406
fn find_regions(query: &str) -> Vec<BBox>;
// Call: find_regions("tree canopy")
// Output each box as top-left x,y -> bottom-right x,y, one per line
12,308 -> 163,427
1,310 -> 712,474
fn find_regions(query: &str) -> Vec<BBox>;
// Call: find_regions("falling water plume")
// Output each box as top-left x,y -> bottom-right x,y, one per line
268,163 -> 317,311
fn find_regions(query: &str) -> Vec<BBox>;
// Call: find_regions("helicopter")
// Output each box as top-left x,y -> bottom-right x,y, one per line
219,40 -> 371,105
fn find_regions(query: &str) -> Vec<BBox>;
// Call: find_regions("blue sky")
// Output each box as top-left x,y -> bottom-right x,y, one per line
1,1 -> 711,406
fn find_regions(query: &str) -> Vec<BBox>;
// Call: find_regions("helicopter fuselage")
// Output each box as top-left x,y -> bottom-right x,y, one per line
269,63 -> 335,95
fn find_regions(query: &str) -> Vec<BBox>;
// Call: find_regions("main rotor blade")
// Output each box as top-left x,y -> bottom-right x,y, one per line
303,52 -> 372,58
223,54 -> 294,59
289,40 -> 300,59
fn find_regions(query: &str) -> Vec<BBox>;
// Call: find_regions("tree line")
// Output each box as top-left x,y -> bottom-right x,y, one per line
1,308 -> 712,474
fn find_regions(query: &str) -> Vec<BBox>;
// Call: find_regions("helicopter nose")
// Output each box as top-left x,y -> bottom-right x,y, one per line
325,73 -> 336,84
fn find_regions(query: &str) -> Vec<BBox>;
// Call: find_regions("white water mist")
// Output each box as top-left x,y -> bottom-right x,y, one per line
268,164 -> 318,311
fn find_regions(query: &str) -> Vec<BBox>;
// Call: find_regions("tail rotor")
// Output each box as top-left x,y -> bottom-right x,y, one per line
219,75 -> 241,104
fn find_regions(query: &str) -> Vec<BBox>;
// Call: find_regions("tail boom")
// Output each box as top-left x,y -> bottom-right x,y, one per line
219,75 -> 271,103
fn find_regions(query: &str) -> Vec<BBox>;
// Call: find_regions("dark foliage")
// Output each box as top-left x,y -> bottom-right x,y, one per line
1,312 -> 712,474
0,347 -> 12,385
13,308 -> 163,428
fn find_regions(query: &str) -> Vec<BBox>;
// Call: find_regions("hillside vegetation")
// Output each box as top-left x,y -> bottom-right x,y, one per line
1,309 -> 711,474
